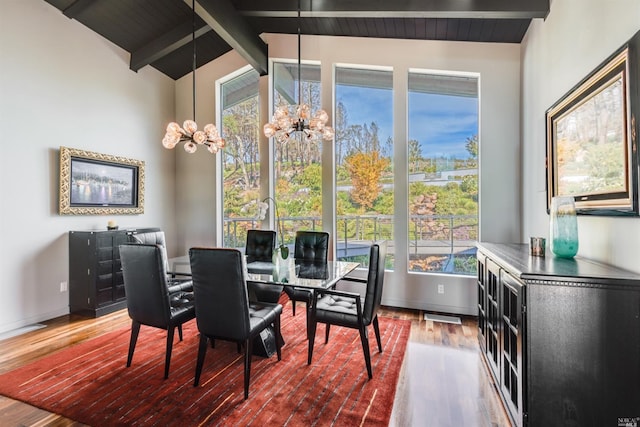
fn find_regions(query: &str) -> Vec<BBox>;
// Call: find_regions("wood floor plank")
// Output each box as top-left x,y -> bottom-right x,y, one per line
0,306 -> 511,427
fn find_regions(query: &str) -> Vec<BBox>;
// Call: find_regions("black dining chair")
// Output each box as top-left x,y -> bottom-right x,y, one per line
285,231 -> 329,316
307,241 -> 387,379
128,229 -> 193,294
189,247 -> 283,399
119,244 -> 196,379
245,229 -> 276,263
245,229 -> 283,304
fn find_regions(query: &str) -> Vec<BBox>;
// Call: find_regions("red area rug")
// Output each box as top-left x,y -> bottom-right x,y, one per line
0,305 -> 410,426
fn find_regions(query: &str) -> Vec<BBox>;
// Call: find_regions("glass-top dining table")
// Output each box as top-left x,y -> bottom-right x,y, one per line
245,259 -> 360,289
170,255 -> 360,291
169,254 -> 359,356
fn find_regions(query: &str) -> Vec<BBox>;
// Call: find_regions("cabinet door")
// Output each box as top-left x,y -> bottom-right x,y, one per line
477,253 -> 487,352
112,232 -> 128,301
485,259 -> 501,383
528,282 -> 640,426
500,270 -> 524,426
95,233 -> 117,306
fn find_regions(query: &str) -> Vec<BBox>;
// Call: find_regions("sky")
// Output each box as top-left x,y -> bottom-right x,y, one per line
336,85 -> 478,159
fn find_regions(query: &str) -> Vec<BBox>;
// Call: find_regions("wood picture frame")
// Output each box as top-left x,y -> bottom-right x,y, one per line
546,30 -> 640,216
59,146 -> 145,215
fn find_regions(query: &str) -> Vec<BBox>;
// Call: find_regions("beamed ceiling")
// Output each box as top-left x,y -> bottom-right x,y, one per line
43,0 -> 549,80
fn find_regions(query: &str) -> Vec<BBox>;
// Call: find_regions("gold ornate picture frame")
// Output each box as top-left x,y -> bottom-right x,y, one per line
59,146 -> 145,215
545,30 -> 640,216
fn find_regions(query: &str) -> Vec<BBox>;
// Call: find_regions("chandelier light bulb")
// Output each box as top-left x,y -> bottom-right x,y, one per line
322,127 -> 335,140
167,122 -> 182,134
193,130 -> 206,144
162,130 -> 180,148
183,120 -> 197,134
184,141 -> 197,153
314,109 -> 329,123
296,104 -> 310,120
263,123 -> 277,138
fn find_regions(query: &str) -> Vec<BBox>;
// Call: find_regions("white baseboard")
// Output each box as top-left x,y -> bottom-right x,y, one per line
0,307 -> 69,337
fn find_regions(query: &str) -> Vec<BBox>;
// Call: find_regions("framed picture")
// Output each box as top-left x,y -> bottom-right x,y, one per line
546,30 -> 640,216
59,146 -> 145,215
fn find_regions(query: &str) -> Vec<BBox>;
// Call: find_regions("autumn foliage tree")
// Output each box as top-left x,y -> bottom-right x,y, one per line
345,150 -> 390,211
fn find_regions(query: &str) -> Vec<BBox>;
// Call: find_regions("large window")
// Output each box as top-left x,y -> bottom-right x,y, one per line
407,71 -> 478,275
272,62 -> 323,248
220,69 -> 261,248
334,67 -> 394,268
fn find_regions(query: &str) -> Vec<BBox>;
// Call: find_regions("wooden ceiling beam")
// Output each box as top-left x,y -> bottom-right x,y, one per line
191,0 -> 268,76
237,0 -> 550,20
62,0 -> 98,19
129,21 -> 210,73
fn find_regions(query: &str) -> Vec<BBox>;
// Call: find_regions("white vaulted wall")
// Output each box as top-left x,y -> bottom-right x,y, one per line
0,0 -> 177,334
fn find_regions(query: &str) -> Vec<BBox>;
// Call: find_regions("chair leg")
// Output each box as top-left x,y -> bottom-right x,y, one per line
126,321 -> 141,367
292,299 -> 297,316
244,338 -> 254,400
194,334 -> 209,387
178,324 -> 184,341
274,315 -> 282,361
373,315 -> 383,352
359,324 -> 373,379
305,302 -> 311,340
324,324 -> 331,344
164,327 -> 175,379
307,316 -> 318,365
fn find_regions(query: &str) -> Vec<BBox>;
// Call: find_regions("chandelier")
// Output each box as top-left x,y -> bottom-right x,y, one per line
162,0 -> 225,154
263,0 -> 334,143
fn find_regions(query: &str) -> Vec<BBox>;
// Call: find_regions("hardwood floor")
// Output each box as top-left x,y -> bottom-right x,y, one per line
0,306 -> 511,427
383,308 -> 511,427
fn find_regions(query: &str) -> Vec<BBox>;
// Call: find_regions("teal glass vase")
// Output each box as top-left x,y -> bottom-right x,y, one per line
549,196 -> 579,258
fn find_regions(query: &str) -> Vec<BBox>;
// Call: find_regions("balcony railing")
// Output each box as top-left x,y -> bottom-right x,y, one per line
223,213 -> 477,275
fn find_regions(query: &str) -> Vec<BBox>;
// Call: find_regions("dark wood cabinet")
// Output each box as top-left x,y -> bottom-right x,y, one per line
477,242 -> 640,427
69,228 -> 159,317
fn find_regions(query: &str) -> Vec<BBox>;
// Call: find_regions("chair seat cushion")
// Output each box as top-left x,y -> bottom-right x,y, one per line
169,302 -> 195,323
284,287 -> 312,303
248,302 -> 283,333
314,294 -> 362,328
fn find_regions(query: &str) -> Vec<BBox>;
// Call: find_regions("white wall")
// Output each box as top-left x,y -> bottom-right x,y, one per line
521,0 -> 640,272
175,34 -> 522,315
0,0 -> 177,334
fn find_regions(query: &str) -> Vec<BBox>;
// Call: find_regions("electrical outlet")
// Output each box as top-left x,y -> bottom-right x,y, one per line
60,281 -> 68,292
437,284 -> 445,294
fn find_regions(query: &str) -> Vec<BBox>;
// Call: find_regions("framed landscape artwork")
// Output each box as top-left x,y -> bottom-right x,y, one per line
546,30 -> 640,216
59,146 -> 145,215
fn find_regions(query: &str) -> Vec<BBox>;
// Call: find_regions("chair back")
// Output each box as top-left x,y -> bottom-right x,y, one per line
120,244 -> 171,328
294,231 -> 329,263
245,229 -> 276,263
362,241 -> 388,324
189,247 -> 251,341
129,229 -> 170,272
